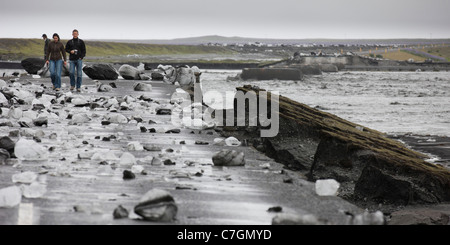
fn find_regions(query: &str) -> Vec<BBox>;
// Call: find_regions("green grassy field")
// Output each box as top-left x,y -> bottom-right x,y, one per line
425,46 -> 450,62
382,50 -> 427,62
0,38 -> 235,61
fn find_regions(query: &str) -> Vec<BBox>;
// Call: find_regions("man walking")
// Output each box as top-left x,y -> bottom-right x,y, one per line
42,34 -> 50,60
65,29 -> 86,92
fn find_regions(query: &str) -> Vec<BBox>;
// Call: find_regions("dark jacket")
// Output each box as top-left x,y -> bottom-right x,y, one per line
46,41 -> 66,61
65,38 -> 86,60
44,38 -> 50,59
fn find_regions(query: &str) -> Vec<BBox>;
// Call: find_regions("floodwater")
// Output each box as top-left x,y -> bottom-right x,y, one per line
200,70 -> 450,137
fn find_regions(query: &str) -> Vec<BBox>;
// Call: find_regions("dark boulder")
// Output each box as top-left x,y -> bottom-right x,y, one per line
118,64 -> 141,80
144,63 -> 153,71
0,136 -> 15,155
33,117 -> 48,127
113,205 -> 129,219
21,58 -> 45,74
151,70 -> 165,80
82,64 -> 118,80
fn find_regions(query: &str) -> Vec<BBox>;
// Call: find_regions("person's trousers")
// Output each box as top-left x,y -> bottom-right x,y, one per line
49,60 -> 63,88
69,59 -> 83,89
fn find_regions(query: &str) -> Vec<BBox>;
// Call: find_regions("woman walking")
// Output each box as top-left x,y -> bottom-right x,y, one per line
45,33 -> 67,91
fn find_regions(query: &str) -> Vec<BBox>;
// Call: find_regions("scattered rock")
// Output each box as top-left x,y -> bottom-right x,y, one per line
0,121 -> 14,127
163,159 -> 176,166
0,149 -> 10,164
143,145 -> 162,152
195,141 -> 209,145
9,130 -> 19,137
165,128 -> 180,134
113,205 -> 129,219
225,136 -> 241,146
32,104 -> 46,111
151,71 -> 165,80
21,58 -> 45,74
134,189 -> 177,222
0,136 -> 15,154
119,65 -> 141,80
156,108 -> 171,115
139,95 -> 153,102
131,116 -> 143,123
212,149 -> 245,166
99,161 -> 108,165
315,179 -> 340,196
283,178 -> 293,184
33,136 -> 41,143
267,206 -> 283,213
139,74 -> 151,80
123,170 -> 136,180
134,83 -> 152,91
82,64 -> 119,80
213,138 -> 225,146
33,117 -> 48,126
98,83 -> 113,92
19,121 -> 30,128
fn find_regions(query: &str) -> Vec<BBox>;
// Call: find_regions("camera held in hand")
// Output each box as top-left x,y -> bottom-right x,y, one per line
73,49 -> 78,55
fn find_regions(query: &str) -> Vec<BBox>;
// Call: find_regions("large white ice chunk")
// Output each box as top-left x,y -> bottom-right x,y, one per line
12,171 -> 38,184
14,138 -> 48,161
315,179 -> 340,196
119,152 -> 136,166
0,186 -> 22,208
21,182 -> 47,198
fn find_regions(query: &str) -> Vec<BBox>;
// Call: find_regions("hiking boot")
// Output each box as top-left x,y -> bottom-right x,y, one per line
70,86 -> 75,91
77,88 -> 81,93
55,88 -> 60,92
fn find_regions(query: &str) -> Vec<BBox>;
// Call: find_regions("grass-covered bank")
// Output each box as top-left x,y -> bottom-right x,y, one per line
0,38 -> 235,61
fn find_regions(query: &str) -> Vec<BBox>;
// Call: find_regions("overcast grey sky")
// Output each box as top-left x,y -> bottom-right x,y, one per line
1,0 -> 449,40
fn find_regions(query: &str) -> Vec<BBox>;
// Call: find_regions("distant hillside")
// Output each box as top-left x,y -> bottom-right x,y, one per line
92,35 -> 450,46
0,38 -> 235,61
